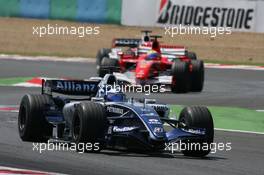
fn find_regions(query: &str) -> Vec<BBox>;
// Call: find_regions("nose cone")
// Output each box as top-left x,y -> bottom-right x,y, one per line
135,70 -> 147,79
151,125 -> 166,138
142,114 -> 166,139
135,61 -> 151,79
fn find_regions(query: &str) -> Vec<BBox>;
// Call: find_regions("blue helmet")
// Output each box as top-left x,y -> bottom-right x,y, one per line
97,81 -> 126,102
98,88 -> 125,102
106,92 -> 126,102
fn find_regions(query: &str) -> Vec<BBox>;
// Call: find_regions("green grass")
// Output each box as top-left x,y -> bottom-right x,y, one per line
170,105 -> 264,133
0,77 -> 32,85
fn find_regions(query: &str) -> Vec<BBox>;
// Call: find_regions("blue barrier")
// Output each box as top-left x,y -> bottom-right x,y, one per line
76,0 -> 107,22
20,0 -> 50,19
0,0 -> 121,24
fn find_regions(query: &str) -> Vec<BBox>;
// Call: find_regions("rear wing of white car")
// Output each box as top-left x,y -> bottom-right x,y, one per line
41,79 -> 100,96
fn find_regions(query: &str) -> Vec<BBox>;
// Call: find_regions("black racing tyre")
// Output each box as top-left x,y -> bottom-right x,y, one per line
190,60 -> 204,92
96,48 -> 111,74
98,57 -> 119,77
179,106 -> 214,157
72,102 -> 107,152
171,61 -> 190,93
187,51 -> 197,60
18,94 -> 53,142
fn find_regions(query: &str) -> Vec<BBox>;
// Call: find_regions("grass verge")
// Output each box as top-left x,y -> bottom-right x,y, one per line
0,77 -> 32,85
0,17 -> 264,65
171,105 -> 264,133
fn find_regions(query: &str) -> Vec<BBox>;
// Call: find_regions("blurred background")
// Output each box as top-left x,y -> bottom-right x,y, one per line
0,0 -> 263,65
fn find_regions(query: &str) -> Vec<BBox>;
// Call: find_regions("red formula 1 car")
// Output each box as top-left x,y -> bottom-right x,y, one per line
96,32 -> 204,93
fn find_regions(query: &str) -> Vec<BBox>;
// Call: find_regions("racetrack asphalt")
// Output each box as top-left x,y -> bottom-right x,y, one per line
0,58 -> 264,175
0,59 -> 263,109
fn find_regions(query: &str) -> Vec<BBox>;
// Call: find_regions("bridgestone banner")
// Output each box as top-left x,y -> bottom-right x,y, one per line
122,0 -> 264,33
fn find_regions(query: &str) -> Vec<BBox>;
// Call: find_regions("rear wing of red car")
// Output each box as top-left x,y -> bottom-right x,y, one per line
41,79 -> 100,96
138,44 -> 186,57
112,38 -> 141,48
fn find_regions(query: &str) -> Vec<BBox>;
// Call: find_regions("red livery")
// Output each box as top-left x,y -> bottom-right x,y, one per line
96,31 -> 204,93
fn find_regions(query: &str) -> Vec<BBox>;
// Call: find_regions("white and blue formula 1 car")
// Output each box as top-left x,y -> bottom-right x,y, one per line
18,74 -> 214,157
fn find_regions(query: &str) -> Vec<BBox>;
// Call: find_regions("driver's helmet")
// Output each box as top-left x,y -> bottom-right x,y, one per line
146,50 -> 160,60
143,35 -> 150,42
105,88 -> 126,102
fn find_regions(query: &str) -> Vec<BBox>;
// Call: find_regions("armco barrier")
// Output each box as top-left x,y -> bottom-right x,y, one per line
0,0 -> 122,24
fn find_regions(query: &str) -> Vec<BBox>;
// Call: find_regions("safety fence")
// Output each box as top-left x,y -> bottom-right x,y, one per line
0,0 -> 121,24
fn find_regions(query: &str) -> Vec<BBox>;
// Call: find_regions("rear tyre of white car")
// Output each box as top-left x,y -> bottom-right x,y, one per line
18,94 -> 53,142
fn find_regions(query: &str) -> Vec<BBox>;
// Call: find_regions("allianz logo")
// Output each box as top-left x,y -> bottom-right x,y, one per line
56,81 -> 97,92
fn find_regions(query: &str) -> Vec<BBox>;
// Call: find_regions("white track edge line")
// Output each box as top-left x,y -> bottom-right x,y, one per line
214,128 -> 264,135
164,123 -> 264,135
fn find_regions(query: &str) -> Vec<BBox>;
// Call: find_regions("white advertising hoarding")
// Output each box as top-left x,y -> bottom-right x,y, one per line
121,0 -> 159,26
122,0 -> 264,32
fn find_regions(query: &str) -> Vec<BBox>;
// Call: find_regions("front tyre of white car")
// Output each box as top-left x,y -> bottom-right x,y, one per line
179,106 -> 214,157
72,101 -> 107,153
